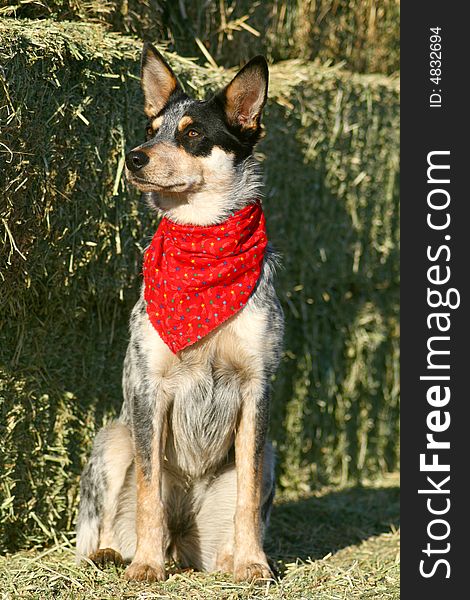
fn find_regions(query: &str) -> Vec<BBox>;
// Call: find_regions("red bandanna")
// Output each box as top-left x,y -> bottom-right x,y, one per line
143,201 -> 268,353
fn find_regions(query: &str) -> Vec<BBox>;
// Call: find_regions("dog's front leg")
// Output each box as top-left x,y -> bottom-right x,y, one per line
125,396 -> 168,582
233,382 -> 273,582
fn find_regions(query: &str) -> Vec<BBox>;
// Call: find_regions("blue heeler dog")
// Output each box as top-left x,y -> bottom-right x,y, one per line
76,43 -> 284,583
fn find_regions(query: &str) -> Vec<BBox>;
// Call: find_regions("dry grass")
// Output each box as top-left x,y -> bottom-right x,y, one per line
1,18 -> 399,551
0,0 -> 400,73
0,475 -> 400,599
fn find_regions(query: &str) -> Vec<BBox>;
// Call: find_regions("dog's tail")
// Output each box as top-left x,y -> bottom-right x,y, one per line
75,421 -> 135,564
75,458 -> 101,564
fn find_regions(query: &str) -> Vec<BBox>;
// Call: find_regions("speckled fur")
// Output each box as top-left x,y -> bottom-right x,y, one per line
76,47 -> 284,581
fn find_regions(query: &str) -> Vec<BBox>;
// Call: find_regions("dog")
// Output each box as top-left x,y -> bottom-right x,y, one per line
76,43 -> 284,583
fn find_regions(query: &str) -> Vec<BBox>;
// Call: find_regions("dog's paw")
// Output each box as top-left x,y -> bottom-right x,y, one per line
89,547 -> 123,567
233,560 -> 274,582
215,552 -> 234,574
124,561 -> 166,582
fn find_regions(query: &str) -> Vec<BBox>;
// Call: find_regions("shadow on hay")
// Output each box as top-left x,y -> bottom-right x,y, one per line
261,88 -> 399,489
266,485 -> 400,565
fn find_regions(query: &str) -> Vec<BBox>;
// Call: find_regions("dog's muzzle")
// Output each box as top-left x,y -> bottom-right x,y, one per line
125,150 -> 149,172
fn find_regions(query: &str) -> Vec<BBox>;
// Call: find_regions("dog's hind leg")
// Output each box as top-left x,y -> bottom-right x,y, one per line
76,420 -> 134,565
175,442 -> 275,574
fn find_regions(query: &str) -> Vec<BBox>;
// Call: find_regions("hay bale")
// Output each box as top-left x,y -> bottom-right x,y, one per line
0,18 -> 399,551
0,1 -> 400,74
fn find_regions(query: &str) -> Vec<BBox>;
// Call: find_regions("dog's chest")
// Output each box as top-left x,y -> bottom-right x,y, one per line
166,355 -> 241,477
138,300 -> 267,477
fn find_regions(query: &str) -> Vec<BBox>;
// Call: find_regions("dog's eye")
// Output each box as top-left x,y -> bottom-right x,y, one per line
187,129 -> 200,138
146,126 -> 154,138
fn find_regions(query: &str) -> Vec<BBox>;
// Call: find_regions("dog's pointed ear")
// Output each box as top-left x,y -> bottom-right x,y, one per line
217,56 -> 269,131
141,43 -> 181,117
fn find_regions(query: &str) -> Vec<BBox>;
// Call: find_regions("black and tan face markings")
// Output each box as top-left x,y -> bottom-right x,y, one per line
145,116 -> 162,140
177,115 -> 194,132
140,79 -> 266,166
140,99 -> 246,162
138,47 -> 268,161
171,101 -> 254,160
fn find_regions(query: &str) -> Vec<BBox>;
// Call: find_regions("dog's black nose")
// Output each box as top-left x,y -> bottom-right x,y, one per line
126,150 -> 149,172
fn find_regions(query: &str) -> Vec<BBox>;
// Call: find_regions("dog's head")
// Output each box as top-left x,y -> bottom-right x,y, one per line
125,44 -> 268,225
